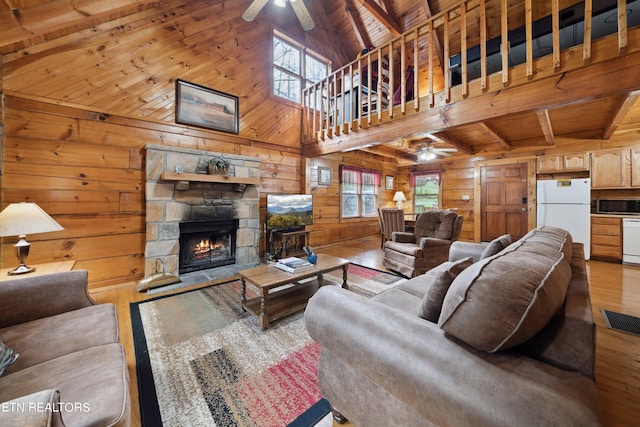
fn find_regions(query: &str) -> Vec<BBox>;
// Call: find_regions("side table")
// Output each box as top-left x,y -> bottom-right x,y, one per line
0,260 -> 76,282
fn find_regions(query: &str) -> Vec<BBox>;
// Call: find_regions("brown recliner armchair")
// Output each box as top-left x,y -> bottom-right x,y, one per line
383,210 -> 463,277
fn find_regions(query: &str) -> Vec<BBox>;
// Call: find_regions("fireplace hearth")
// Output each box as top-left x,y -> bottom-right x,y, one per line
179,219 -> 239,274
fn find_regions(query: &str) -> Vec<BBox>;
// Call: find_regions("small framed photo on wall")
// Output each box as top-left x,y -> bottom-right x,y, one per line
385,175 -> 394,190
318,167 -> 332,185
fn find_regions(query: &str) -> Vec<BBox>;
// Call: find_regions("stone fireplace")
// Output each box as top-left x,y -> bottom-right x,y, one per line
144,144 -> 260,282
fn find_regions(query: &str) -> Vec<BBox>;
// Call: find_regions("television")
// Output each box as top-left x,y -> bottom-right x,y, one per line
266,194 -> 313,231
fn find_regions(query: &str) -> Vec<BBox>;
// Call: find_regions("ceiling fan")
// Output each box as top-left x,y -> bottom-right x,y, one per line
242,0 -> 315,31
416,143 -> 458,162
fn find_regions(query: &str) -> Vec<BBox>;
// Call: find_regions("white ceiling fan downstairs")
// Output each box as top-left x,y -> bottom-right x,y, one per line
416,143 -> 458,162
242,0 -> 315,31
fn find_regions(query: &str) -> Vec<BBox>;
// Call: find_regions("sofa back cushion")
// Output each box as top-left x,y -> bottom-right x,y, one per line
414,210 -> 459,241
480,234 -> 512,259
438,227 -> 573,352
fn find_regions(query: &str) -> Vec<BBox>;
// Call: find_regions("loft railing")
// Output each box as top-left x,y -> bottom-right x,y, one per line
302,0 -> 633,144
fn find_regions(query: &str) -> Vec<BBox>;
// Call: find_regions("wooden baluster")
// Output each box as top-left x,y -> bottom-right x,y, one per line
413,27 -> 419,111
501,0 -> 509,85
321,80 -> 327,140
377,48 -> 383,121
525,0 -> 533,78
428,20 -> 434,107
388,41 -> 394,118
340,68 -> 346,133
552,0 -> 560,71
348,63 -> 354,132
461,2 -> 468,97
444,12 -> 450,103
311,85 -> 317,140
480,0 -> 487,91
367,53 -> 372,124
357,57 -> 362,128
584,0 -> 592,64
332,74 -> 342,135
618,0 -> 628,54
400,34 -> 407,114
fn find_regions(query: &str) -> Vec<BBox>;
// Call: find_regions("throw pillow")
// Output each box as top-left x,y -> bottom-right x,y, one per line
0,339 -> 19,376
480,234 -> 512,259
418,257 -> 473,323
439,240 -> 571,353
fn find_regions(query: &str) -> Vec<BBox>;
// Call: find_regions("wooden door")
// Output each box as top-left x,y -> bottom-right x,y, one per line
480,163 -> 529,241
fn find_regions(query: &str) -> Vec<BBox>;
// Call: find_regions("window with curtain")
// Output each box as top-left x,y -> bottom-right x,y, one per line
411,171 -> 441,212
272,30 -> 330,104
341,166 -> 381,218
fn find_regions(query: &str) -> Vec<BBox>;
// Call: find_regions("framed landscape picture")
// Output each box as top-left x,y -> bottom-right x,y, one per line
175,79 -> 239,134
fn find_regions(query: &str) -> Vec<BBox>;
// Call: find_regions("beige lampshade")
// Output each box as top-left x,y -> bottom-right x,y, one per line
392,191 -> 407,202
0,202 -> 64,237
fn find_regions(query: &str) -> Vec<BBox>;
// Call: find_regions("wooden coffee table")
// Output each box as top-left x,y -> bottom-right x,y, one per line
238,254 -> 349,330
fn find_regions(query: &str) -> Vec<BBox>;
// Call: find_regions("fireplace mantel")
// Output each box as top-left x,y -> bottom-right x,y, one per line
161,172 -> 260,185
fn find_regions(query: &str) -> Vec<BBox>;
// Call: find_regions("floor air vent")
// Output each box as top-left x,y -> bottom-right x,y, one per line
600,309 -> 640,336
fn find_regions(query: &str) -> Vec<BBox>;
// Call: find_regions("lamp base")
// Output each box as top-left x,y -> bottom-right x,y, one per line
396,201 -> 404,209
8,264 -> 36,275
9,235 -> 35,275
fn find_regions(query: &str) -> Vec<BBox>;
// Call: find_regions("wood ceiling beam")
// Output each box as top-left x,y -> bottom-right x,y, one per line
428,132 -> 475,155
602,91 -> 640,139
477,122 -> 511,150
354,0 -> 402,36
343,0 -> 372,51
535,109 -> 555,145
420,0 -> 445,77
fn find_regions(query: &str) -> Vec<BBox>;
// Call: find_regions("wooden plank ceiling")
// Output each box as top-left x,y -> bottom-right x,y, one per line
2,0 -> 640,165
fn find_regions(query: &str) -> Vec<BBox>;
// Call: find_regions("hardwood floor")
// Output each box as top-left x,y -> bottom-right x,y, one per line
90,237 -> 640,427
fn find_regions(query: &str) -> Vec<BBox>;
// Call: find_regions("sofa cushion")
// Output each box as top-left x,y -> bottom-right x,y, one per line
0,339 -> 19,376
439,232 -> 572,352
0,343 -> 130,427
0,304 -> 119,374
480,234 -> 512,259
418,257 -> 474,323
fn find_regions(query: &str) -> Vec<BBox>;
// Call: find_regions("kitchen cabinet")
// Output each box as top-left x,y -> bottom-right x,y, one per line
590,148 -> 634,188
591,216 -> 622,261
632,148 -> 640,187
536,153 -> 589,174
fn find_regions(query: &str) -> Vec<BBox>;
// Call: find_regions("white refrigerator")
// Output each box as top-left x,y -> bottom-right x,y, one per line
537,178 -> 591,260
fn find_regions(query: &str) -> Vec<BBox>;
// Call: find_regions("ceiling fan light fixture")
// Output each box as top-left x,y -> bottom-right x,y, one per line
418,150 -> 437,162
274,0 -> 286,7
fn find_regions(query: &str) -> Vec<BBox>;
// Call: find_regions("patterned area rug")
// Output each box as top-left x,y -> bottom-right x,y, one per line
131,264 -> 405,426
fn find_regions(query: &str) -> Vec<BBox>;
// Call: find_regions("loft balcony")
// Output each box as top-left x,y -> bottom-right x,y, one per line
302,0 -> 640,162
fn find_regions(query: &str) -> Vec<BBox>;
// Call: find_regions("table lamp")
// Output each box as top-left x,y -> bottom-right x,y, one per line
393,191 -> 407,209
0,202 -> 64,275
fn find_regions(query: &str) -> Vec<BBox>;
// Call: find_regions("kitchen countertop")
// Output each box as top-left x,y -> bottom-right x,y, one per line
591,213 -> 640,219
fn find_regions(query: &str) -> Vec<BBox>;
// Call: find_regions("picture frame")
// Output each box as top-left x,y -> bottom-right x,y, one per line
318,166 -> 332,185
175,79 -> 239,134
385,175 -> 394,190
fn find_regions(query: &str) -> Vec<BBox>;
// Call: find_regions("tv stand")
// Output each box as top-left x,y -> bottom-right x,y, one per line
269,229 -> 311,257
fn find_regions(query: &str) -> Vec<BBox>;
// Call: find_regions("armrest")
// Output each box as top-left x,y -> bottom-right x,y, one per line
0,390 -> 65,427
418,237 -> 452,250
391,232 -> 415,243
305,286 -> 601,426
448,241 -> 489,263
0,270 -> 94,328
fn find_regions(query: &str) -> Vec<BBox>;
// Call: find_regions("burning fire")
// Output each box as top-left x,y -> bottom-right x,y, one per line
192,239 -> 226,259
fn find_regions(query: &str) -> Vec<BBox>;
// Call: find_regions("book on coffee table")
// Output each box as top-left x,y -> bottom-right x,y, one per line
274,257 -> 313,273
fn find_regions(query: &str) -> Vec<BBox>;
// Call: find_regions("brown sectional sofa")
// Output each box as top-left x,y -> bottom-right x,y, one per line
0,271 -> 130,427
305,226 -> 602,426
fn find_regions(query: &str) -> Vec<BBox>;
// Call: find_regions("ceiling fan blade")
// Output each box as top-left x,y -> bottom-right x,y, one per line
242,0 -> 270,22
436,148 -> 458,152
290,0 -> 315,31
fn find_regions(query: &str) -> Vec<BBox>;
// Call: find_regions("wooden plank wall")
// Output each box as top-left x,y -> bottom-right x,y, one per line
400,136 -> 640,243
0,0 -> 389,289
